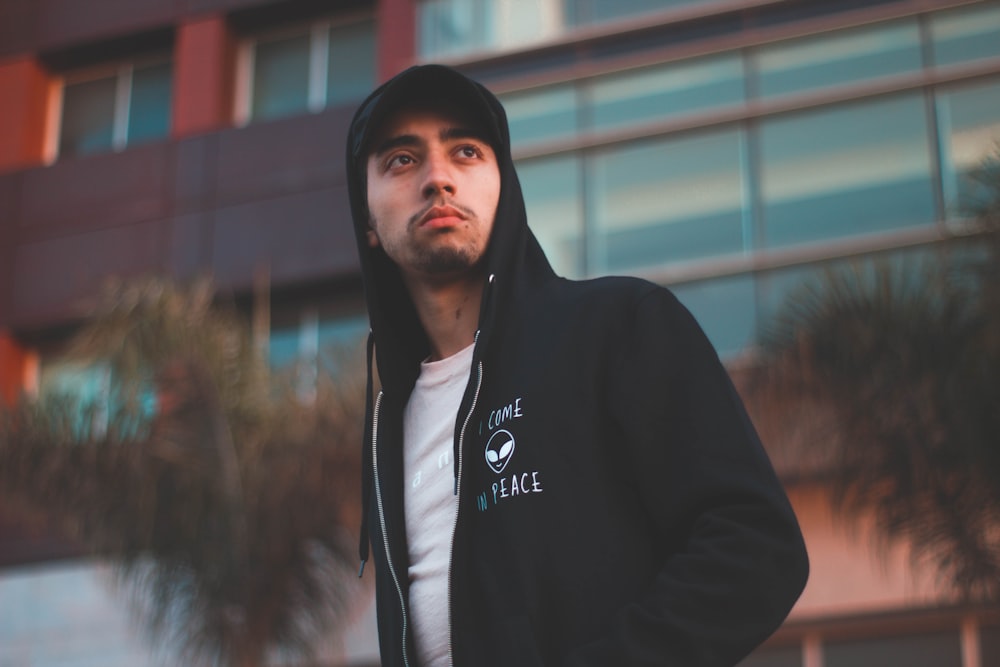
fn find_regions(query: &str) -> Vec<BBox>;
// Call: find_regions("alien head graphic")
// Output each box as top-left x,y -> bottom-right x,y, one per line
485,429 -> 515,474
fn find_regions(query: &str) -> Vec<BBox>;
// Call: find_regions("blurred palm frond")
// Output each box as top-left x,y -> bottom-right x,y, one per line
0,277 -> 367,667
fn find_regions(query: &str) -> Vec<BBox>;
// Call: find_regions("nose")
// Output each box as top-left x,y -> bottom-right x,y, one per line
421,150 -> 456,199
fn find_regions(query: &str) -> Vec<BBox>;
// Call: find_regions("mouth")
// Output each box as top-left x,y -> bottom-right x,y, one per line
417,205 -> 467,229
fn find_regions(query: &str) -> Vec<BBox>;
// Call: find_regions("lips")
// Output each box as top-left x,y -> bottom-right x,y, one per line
418,205 -> 466,229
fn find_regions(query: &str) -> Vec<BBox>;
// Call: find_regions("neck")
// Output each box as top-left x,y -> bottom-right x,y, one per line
404,271 -> 485,362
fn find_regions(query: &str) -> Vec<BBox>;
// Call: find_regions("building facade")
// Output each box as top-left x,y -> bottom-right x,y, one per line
1,0 -> 999,665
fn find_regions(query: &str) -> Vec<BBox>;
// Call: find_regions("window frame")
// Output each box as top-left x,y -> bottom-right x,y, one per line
53,52 -> 173,160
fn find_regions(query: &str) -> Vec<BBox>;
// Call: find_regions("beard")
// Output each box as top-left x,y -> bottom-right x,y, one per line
410,242 -> 482,275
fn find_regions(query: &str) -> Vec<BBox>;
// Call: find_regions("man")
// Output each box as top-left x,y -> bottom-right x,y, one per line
346,64 -> 808,667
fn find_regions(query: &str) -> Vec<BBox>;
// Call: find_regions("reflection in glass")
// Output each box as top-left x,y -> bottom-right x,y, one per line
588,53 -> 744,131
501,85 -> 578,148
566,0 -> 712,27
672,273 -> 756,358
128,62 -> 172,145
60,76 -> 117,157
252,32 -> 311,121
591,128 -> 746,272
418,0 -> 489,58
929,2 -> 1000,67
757,245 -> 940,352
936,78 -> 1000,215
419,0 -> 562,57
327,20 -> 376,106
759,94 -> 935,248
517,155 -> 584,278
753,19 -> 922,99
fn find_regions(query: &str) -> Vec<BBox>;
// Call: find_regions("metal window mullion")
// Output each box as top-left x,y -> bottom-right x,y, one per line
92,366 -> 111,440
581,150 -> 602,278
803,632 -> 823,667
235,40 -> 256,126
961,615 -> 981,667
918,10 -> 950,227
309,22 -> 330,112
113,64 -> 133,150
297,309 -> 320,403
577,80 -> 594,278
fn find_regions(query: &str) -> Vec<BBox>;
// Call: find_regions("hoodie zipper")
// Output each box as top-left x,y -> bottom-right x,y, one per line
372,390 -> 411,667
447,354 -> 484,667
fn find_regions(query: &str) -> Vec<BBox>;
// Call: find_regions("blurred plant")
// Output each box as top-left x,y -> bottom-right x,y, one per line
0,277 -> 366,667
752,148 -> 1000,603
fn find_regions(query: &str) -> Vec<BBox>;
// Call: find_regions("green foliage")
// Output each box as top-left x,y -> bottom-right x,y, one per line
755,150 -> 1000,603
0,278 -> 366,667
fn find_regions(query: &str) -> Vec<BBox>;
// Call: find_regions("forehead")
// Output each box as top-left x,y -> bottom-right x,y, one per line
366,102 -> 490,156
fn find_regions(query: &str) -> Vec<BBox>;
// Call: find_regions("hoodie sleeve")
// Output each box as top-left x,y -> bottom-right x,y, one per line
567,286 -> 808,667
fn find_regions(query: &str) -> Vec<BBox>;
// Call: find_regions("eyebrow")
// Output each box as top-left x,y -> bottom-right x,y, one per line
372,126 -> 490,158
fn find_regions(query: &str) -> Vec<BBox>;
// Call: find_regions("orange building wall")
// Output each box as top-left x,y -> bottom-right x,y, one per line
172,15 -> 237,138
0,57 -> 51,173
0,332 -> 34,406
785,483 -> 957,623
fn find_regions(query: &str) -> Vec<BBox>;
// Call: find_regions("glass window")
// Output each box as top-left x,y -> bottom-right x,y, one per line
672,273 -> 757,358
758,93 -> 936,248
757,244 -> 954,347
736,644 -> 802,667
501,84 -> 579,148
249,18 -> 376,122
270,310 -> 366,401
566,0 -> 715,27
127,62 -> 172,145
37,359 -> 155,441
418,0 -> 560,57
753,19 -> 922,100
317,315 -> 369,373
824,631 -> 961,667
419,0 -> 491,58
59,75 -> 117,157
587,52 -> 744,132
590,128 -> 747,273
517,155 -> 584,279
327,20 -> 376,107
252,31 -> 312,121
936,78 -> 1000,215
59,59 -> 173,158
269,328 -> 302,369
928,2 -> 1000,68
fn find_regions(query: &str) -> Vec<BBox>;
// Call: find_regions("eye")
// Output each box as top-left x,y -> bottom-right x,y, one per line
385,153 -> 416,170
456,144 -> 483,159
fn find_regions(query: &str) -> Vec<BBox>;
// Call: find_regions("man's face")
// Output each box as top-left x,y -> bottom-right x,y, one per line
365,106 -> 500,284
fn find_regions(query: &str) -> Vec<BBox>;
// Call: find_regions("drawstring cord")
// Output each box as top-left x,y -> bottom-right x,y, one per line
358,330 -> 375,577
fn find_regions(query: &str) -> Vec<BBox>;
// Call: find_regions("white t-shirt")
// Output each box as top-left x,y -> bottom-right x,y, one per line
403,342 -> 474,667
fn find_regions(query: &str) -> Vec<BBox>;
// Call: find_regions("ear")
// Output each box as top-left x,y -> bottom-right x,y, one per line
366,228 -> 380,248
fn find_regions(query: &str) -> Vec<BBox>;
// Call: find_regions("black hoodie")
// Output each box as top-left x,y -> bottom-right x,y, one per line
346,64 -> 808,667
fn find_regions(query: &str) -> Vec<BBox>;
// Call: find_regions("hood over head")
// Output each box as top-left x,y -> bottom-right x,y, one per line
345,64 -> 554,391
